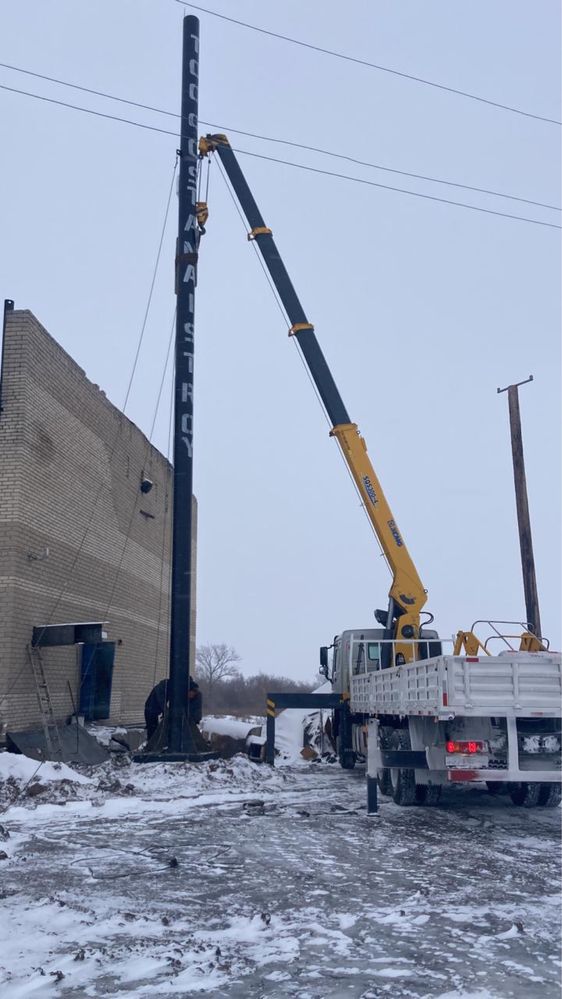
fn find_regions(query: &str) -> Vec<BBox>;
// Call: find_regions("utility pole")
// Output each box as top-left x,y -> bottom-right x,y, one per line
168,13 -> 200,754
497,375 -> 542,640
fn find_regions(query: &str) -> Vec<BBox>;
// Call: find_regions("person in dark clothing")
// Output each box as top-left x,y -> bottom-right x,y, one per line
144,679 -> 169,741
187,679 -> 203,725
144,677 -> 202,740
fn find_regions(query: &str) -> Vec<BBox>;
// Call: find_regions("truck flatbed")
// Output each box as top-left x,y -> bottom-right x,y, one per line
350,652 -> 562,719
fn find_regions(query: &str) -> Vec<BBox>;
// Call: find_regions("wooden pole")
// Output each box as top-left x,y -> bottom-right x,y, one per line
497,376 -> 542,639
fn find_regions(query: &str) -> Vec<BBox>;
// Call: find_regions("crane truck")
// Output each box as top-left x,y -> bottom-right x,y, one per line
199,134 -> 561,810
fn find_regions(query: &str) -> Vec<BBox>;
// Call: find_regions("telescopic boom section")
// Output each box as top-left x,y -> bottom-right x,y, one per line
200,134 -> 427,661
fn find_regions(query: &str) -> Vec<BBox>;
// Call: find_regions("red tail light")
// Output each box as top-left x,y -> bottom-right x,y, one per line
446,740 -> 487,754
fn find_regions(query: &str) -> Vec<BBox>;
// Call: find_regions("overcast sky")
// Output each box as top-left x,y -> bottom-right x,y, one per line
1,1 -> 560,680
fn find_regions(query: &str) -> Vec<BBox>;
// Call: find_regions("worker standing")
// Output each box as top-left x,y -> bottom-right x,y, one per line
187,677 -> 203,724
144,677 -> 202,741
144,678 -> 169,741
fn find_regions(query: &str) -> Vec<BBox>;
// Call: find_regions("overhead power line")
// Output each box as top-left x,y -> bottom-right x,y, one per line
201,130 -> 560,213
0,81 -> 559,230
232,146 -> 561,230
0,81 -> 176,137
0,61 -> 179,120
0,62 -> 558,212
175,1 -> 561,127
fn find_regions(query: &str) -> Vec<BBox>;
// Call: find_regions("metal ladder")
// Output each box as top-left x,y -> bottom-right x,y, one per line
27,644 -> 63,760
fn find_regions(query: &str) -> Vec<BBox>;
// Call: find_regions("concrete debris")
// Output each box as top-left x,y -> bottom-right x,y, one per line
26,782 -> 47,797
243,799 -> 265,816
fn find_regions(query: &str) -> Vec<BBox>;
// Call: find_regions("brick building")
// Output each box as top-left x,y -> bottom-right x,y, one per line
0,303 -> 196,737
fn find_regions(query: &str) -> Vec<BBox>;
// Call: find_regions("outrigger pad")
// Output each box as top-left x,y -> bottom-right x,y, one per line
6,723 -> 109,765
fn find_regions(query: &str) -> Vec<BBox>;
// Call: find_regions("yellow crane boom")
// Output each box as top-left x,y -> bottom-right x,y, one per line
200,133 -> 427,664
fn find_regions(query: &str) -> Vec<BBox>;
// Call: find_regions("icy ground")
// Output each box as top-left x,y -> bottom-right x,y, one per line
0,754 -> 560,999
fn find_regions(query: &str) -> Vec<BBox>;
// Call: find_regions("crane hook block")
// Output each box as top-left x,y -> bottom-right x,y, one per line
198,134 -> 229,156
248,226 -> 272,240
289,323 -> 314,336
196,202 -> 209,228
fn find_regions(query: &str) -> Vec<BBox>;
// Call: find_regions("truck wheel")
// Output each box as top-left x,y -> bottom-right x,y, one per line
486,781 -> 507,796
377,769 -> 393,796
538,784 -> 561,808
510,782 -> 541,807
415,784 -> 441,806
389,730 -> 416,806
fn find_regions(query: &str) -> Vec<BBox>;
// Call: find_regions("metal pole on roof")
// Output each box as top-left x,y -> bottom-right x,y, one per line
497,375 -> 542,640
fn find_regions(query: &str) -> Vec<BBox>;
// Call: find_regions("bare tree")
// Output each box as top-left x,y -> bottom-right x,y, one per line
196,644 -> 241,697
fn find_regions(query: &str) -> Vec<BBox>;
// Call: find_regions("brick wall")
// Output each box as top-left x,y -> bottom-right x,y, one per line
0,307 -> 197,734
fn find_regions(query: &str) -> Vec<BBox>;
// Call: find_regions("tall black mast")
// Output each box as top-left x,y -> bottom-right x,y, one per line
168,14 -> 200,752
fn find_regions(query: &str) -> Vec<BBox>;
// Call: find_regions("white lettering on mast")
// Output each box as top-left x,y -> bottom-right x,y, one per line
178,29 -> 199,459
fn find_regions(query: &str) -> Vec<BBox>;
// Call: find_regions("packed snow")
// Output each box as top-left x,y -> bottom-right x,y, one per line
0,751 -> 92,785
0,737 -> 560,997
274,681 -> 333,762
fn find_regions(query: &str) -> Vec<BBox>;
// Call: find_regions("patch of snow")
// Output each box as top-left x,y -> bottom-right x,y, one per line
275,681 -> 332,761
0,751 -> 92,785
335,912 -> 357,930
86,724 -> 129,747
0,752 -> 294,826
373,966 -> 415,978
436,992 -> 498,999
263,969 -> 291,981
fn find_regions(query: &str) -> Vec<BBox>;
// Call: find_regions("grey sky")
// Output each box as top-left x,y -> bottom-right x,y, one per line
1,1 -> 560,680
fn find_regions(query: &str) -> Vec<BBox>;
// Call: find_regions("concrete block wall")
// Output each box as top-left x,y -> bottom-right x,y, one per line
0,307 -> 197,734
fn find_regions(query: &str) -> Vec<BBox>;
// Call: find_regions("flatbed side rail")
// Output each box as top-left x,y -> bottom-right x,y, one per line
350,651 -> 562,718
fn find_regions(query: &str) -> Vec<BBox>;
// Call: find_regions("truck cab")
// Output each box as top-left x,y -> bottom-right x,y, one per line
321,627 -> 441,769
324,627 -> 442,695
329,629 -> 385,696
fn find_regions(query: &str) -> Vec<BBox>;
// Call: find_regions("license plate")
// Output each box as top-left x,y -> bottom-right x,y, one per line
446,754 -> 487,768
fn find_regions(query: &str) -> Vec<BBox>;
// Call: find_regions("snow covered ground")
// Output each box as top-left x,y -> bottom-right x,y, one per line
0,750 -> 560,998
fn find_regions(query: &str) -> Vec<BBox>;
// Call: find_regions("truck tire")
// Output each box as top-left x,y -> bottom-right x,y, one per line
336,706 -> 356,770
510,782 -> 541,807
377,769 -> 393,796
486,781 -> 506,796
415,784 -> 441,806
538,784 -> 561,808
389,730 -> 416,806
